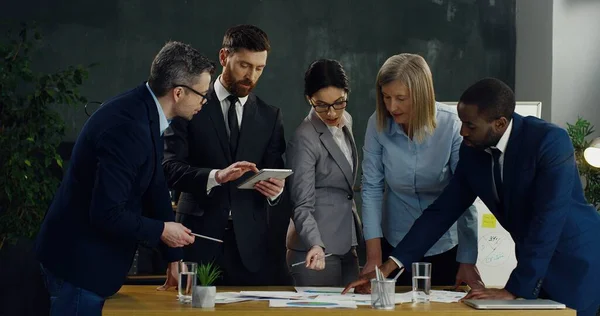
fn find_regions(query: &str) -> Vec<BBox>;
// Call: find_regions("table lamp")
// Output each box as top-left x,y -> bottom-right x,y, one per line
584,137 -> 600,168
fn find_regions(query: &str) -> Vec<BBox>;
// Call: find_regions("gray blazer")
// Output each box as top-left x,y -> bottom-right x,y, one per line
286,110 -> 363,255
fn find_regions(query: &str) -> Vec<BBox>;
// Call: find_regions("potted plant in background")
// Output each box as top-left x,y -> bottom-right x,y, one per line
192,262 -> 222,308
0,22 -> 90,249
0,22 -> 90,315
566,117 -> 600,211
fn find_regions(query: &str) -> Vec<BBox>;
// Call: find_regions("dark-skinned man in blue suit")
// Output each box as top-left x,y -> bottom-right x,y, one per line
344,78 -> 600,316
35,41 -> 257,315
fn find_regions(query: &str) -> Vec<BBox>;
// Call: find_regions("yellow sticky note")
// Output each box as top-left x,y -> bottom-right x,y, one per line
482,214 -> 497,228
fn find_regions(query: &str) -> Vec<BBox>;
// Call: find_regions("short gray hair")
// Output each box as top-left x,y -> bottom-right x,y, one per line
148,41 -> 215,97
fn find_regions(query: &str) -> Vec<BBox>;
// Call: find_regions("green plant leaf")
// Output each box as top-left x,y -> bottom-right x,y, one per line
567,117 -> 600,211
0,23 -> 91,248
55,154 -> 63,168
196,262 -> 222,286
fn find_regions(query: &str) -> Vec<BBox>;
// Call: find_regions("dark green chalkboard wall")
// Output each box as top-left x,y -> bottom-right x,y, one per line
0,0 -> 515,284
1,0 -> 515,175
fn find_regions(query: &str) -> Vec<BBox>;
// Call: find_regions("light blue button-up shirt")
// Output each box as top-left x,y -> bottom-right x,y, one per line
361,102 -> 478,263
146,82 -> 170,135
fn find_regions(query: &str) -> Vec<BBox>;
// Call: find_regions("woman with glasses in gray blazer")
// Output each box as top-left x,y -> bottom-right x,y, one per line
285,59 -> 363,286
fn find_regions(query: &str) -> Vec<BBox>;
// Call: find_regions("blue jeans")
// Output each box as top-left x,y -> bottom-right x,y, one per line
40,264 -> 105,316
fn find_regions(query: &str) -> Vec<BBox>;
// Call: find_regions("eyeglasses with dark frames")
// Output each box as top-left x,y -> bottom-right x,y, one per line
309,98 -> 348,113
174,84 -> 209,103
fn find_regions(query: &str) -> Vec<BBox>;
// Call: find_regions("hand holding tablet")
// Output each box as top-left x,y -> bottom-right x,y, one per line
237,169 -> 294,189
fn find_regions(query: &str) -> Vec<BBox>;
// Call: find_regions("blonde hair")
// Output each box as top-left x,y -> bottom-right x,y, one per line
375,53 -> 436,142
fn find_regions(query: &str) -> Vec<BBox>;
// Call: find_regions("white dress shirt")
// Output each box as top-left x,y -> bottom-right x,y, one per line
325,111 -> 354,171
206,76 -> 282,203
485,119 -> 512,201
486,119 -> 513,182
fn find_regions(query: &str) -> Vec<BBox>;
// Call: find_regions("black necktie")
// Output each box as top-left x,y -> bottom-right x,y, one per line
491,148 -> 503,203
227,95 -> 240,158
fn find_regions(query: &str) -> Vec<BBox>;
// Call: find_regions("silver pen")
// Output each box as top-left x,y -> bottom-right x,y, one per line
190,232 -> 223,243
291,253 -> 333,267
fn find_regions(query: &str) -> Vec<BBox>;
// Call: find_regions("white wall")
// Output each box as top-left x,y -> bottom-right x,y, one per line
515,0 -> 553,121
551,0 -> 600,135
516,0 -> 600,136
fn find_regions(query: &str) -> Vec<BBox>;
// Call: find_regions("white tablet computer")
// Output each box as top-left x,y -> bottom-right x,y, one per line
237,169 -> 294,189
463,299 -> 566,310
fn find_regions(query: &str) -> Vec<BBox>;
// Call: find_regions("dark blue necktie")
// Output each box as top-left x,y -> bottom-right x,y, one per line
227,95 -> 240,158
491,148 -> 503,203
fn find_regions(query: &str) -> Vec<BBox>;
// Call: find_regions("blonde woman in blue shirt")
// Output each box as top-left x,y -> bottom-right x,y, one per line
361,54 -> 483,288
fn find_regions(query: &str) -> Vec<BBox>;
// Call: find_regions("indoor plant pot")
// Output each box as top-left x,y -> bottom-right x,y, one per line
191,262 -> 221,308
192,285 -> 216,308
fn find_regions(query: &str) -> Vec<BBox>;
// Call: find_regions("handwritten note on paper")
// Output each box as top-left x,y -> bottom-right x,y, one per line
482,214 -> 497,228
478,233 -> 509,267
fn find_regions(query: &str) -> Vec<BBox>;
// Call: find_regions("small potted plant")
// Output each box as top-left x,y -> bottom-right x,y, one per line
192,262 -> 222,308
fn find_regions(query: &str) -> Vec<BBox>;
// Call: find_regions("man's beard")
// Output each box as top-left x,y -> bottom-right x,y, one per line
222,67 -> 256,97
483,128 -> 502,149
472,128 -> 502,150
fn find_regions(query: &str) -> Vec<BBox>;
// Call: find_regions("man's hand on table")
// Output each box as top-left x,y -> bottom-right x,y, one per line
342,259 -> 398,294
157,261 -> 179,291
455,263 -> 485,290
463,288 -> 516,300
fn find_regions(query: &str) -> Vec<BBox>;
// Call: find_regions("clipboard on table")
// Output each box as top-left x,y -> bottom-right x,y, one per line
237,169 -> 294,189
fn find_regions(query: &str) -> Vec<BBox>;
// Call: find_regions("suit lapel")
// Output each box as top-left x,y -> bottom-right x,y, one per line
235,94 -> 258,161
310,112 -> 354,190
501,114 -> 524,217
344,124 -> 358,184
205,85 -> 232,163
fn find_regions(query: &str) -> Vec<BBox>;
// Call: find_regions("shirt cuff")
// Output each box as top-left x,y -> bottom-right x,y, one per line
207,169 -> 220,193
267,186 -> 284,203
388,256 -> 404,270
362,226 -> 384,241
456,249 -> 478,264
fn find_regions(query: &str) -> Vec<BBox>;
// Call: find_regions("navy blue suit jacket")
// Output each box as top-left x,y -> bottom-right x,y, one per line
391,114 -> 600,311
36,83 -> 182,297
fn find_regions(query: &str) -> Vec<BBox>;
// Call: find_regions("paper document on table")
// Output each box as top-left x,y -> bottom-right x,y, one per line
393,290 -> 466,303
239,291 -> 312,300
215,292 -> 252,304
294,287 -> 353,294
429,290 -> 468,303
269,299 -> 357,309
395,292 -> 414,303
315,294 -> 371,305
315,292 -> 413,305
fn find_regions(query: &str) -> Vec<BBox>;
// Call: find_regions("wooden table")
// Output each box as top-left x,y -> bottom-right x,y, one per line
104,286 -> 574,315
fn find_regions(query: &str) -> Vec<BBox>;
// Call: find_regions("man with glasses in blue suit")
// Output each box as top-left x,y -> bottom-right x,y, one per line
36,41 -> 215,315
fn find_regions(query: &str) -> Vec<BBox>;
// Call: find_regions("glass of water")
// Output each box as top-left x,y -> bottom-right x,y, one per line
412,262 -> 431,303
178,261 -> 197,303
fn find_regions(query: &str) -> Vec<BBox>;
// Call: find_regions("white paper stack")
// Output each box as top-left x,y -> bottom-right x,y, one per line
428,290 -> 468,303
215,292 -> 252,304
213,287 -> 466,306
238,291 -> 313,300
269,299 -> 357,309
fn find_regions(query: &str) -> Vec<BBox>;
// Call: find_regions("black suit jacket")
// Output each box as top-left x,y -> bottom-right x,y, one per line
35,83 -> 181,297
163,84 -> 285,273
